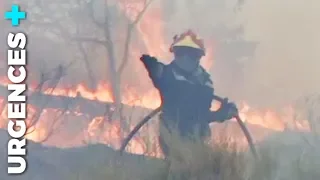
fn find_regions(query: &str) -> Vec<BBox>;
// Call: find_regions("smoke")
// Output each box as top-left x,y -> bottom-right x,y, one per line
239,0 -> 320,108
1,0 -> 318,109
163,0 -> 320,108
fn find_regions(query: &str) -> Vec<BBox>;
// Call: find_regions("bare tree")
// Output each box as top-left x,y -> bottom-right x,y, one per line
83,0 -> 155,118
7,0 -> 156,146
117,0 -> 155,75
23,0 -> 154,114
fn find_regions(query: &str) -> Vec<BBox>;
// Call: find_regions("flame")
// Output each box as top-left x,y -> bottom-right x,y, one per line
86,116 -> 152,155
0,78 -> 310,156
30,81 -> 161,109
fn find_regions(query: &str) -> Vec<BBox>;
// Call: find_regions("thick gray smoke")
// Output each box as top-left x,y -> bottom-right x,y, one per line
239,0 -> 320,108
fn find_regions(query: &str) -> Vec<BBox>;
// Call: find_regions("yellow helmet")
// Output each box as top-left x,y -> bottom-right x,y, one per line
169,30 -> 205,56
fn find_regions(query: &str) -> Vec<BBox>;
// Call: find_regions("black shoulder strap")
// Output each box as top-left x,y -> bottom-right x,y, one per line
167,62 -> 214,87
200,66 -> 213,85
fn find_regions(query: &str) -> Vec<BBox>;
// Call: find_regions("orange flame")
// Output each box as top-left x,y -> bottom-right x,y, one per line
0,76 -> 311,156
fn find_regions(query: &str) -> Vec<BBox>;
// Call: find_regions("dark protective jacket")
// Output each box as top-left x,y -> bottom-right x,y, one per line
141,57 -> 230,142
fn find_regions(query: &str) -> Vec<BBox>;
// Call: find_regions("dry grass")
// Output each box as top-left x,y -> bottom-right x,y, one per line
56,129 -> 320,180
250,131 -> 320,180
71,131 -> 319,180
147,130 -> 320,180
67,96 -> 320,180
70,132 -> 319,180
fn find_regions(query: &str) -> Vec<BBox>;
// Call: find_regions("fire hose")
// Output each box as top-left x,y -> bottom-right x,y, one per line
119,95 -> 258,159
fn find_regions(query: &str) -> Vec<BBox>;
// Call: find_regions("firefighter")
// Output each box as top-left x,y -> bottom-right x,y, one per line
140,30 -> 238,157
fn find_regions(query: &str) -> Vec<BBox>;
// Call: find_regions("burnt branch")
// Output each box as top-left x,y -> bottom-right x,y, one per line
74,22 -> 98,89
87,0 -> 107,29
38,102 -> 71,143
70,37 -> 107,46
26,64 -> 73,134
117,0 -> 155,75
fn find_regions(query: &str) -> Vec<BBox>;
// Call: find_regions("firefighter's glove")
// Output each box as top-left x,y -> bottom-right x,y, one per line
140,54 -> 163,79
217,98 -> 238,121
140,54 -> 157,62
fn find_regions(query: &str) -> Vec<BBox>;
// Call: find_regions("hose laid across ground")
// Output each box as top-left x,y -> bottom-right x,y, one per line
119,96 -> 258,159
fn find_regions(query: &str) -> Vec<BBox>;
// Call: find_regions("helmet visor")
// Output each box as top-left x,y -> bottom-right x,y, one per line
173,46 -> 204,60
